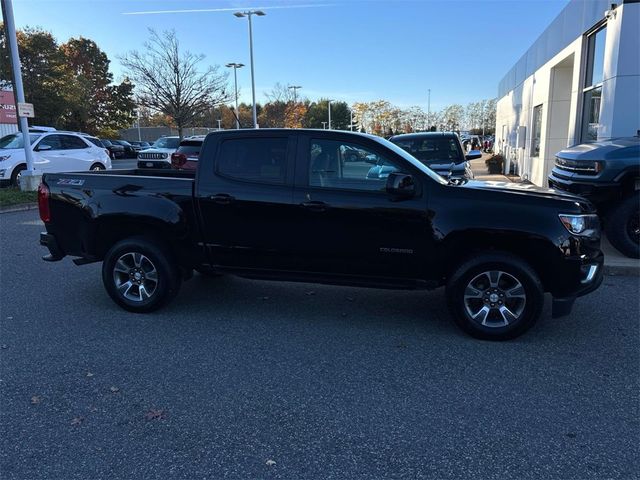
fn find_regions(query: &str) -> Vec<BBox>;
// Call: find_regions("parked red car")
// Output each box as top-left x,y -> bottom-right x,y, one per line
171,137 -> 204,170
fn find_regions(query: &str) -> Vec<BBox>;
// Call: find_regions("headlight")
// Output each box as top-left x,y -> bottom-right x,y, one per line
559,214 -> 600,236
162,153 -> 168,159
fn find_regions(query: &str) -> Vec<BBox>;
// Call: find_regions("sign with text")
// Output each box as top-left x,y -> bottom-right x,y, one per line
0,90 -> 17,123
17,102 -> 35,118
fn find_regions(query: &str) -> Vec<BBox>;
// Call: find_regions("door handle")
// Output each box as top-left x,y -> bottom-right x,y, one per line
210,193 -> 235,205
300,201 -> 328,212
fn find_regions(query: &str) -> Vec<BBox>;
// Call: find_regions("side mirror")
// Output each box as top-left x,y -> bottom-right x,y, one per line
365,155 -> 378,164
466,150 -> 482,160
386,172 -> 415,198
35,144 -> 52,151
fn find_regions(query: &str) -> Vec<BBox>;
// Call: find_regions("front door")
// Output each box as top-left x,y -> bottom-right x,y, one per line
196,133 -> 298,270
291,134 -> 432,280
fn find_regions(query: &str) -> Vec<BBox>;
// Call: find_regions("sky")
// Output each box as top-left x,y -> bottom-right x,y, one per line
7,0 -> 569,110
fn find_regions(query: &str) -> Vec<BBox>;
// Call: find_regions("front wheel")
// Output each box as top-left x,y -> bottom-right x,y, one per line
446,252 -> 544,340
606,193 -> 640,258
102,237 -> 181,313
90,163 -> 106,171
10,164 -> 26,187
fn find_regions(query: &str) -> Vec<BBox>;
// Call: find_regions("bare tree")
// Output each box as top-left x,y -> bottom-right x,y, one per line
119,29 -> 231,137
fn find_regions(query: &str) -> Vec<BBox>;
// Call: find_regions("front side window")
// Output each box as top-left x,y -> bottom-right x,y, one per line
582,26 -> 606,142
531,105 -> 543,157
37,135 -> 64,151
309,139 -> 403,191
217,137 -> 287,184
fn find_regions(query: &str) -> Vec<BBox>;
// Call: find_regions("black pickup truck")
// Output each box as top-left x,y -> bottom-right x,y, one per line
39,129 -> 603,340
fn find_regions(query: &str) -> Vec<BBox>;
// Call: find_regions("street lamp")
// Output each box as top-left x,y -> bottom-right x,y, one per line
288,85 -> 302,103
225,62 -> 244,129
327,99 -> 334,129
234,10 -> 265,129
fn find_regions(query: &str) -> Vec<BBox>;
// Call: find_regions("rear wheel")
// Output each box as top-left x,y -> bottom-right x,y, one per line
102,237 -> 181,313
10,164 -> 26,187
606,193 -> 640,258
446,252 -> 544,340
90,163 -> 105,171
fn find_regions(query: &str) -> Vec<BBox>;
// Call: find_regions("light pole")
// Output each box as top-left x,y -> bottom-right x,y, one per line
321,121 -> 327,129
225,62 -> 244,129
1,0 -> 36,190
427,88 -> 431,130
327,99 -> 334,130
136,109 -> 142,141
288,85 -> 302,103
234,10 -> 265,129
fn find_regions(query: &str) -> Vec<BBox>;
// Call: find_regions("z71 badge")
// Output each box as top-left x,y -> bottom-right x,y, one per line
57,179 -> 85,186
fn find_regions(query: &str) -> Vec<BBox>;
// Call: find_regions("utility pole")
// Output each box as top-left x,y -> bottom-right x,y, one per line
327,99 -> 333,130
136,109 -> 142,141
1,0 -> 37,190
288,85 -> 302,103
217,119 -> 222,131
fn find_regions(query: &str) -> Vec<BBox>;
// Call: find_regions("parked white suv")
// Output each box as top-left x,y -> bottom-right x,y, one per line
0,130 -> 112,186
137,136 -> 181,168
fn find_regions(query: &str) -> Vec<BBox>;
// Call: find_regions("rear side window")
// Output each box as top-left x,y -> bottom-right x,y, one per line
61,135 -> 89,150
85,137 -> 104,148
217,137 -> 287,184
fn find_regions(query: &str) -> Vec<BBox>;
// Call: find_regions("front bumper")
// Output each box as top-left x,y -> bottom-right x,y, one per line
548,170 -> 618,205
137,159 -> 171,169
551,251 -> 604,318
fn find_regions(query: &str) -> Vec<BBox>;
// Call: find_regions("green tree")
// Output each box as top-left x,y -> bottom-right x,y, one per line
60,37 -> 135,135
304,99 -> 351,130
0,25 -> 67,127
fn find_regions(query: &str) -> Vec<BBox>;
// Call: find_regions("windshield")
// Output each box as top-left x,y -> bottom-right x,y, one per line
0,133 -> 41,149
371,136 -> 448,185
392,137 -> 464,164
152,137 -> 180,149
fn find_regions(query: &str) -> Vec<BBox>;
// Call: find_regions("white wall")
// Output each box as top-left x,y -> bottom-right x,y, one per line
495,2 -> 639,187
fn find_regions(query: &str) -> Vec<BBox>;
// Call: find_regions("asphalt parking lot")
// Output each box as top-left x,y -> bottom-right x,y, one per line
0,209 -> 638,480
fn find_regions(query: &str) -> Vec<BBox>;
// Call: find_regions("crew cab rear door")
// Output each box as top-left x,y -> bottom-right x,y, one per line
195,132 -> 297,270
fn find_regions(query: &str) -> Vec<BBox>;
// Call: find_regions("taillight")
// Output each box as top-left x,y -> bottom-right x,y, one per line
38,182 -> 51,223
171,153 -> 187,168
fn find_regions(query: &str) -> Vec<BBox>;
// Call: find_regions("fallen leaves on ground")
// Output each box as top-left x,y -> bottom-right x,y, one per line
30,395 -> 42,405
109,386 -> 120,393
265,459 -> 276,466
71,416 -> 85,426
144,409 -> 166,420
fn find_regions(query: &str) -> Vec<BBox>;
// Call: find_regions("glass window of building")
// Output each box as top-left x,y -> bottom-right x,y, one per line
531,105 -> 543,157
581,26 -> 606,142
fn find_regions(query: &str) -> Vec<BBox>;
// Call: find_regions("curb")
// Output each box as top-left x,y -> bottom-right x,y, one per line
0,203 -> 38,214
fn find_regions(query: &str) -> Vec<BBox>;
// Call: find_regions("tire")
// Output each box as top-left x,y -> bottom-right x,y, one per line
605,193 -> 640,259
102,236 -> 181,313
90,163 -> 105,171
10,164 -> 26,187
446,252 -> 544,340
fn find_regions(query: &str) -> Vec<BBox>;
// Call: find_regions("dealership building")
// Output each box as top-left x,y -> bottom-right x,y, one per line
495,0 -> 639,186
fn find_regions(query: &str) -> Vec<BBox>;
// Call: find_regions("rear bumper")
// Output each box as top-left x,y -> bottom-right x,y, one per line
40,232 -> 65,261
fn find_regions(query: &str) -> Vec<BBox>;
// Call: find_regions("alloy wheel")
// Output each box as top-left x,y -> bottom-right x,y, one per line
112,252 -> 158,302
463,270 -> 526,327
